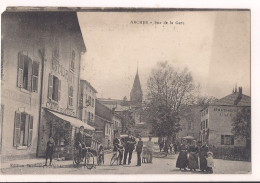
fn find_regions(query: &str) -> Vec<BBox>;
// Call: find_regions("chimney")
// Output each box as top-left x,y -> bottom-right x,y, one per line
234,86 -> 242,105
239,87 -> 242,96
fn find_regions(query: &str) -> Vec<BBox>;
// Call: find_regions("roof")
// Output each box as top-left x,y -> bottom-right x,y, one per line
2,11 -> 86,53
47,110 -> 95,131
80,79 -> 98,93
210,92 -> 251,107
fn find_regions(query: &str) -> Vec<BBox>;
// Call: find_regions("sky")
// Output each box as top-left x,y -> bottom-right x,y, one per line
77,10 -> 250,100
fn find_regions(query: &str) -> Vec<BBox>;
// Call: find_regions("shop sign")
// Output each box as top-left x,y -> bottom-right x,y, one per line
46,101 -> 75,116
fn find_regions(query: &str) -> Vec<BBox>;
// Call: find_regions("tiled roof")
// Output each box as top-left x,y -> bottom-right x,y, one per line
211,92 -> 251,107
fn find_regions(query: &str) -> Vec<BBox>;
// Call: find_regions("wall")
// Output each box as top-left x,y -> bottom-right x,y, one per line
1,12 -> 42,160
201,105 -> 247,147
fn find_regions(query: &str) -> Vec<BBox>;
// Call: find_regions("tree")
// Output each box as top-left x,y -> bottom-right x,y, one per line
231,107 -> 251,149
145,61 -> 198,140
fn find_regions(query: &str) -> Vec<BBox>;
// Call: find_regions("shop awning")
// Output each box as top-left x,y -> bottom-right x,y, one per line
48,110 -> 95,131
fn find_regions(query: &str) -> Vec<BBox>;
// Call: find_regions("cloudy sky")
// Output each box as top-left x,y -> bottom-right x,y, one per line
77,10 -> 250,100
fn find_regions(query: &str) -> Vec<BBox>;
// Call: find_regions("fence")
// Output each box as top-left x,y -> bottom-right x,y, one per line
209,146 -> 251,161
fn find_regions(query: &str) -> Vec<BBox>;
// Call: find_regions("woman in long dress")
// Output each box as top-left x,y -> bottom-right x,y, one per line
176,143 -> 188,170
188,140 -> 199,171
199,143 -> 209,172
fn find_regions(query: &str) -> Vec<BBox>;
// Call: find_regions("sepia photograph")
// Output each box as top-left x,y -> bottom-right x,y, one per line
0,6 -> 252,177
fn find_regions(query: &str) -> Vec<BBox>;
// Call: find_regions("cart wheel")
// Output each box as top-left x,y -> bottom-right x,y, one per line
110,153 -> 117,166
85,152 -> 95,169
73,150 -> 81,167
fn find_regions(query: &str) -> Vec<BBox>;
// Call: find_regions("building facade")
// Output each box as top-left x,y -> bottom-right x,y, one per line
78,80 -> 97,127
200,87 -> 250,148
95,100 -> 114,149
35,12 -> 92,158
1,12 -> 43,161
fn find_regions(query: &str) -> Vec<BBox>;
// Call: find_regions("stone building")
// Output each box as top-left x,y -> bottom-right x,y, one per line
34,12 -> 96,158
1,11 -> 43,161
78,80 -> 97,127
200,87 -> 250,148
95,100 -> 114,149
177,105 -> 202,142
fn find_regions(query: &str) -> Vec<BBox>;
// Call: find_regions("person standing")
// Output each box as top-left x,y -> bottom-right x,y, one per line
136,136 -> 143,166
147,136 -> 154,163
176,141 -> 189,170
45,136 -> 55,166
206,151 -> 214,174
123,131 -> 136,165
198,142 -> 209,172
174,143 -> 178,154
188,140 -> 199,171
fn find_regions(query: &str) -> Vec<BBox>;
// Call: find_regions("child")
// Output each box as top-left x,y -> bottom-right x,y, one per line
142,145 -> 149,163
98,145 -> 105,165
206,151 -> 214,173
45,137 -> 55,166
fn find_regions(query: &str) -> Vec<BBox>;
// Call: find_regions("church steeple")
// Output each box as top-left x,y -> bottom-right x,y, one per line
130,65 -> 143,103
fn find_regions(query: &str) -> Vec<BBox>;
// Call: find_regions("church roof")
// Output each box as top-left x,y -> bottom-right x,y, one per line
130,71 -> 142,96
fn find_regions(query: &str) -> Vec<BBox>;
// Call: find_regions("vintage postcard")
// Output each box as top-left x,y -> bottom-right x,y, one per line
0,5 -> 253,180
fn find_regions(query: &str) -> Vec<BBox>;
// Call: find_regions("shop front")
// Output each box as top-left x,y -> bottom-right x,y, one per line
38,109 -> 95,159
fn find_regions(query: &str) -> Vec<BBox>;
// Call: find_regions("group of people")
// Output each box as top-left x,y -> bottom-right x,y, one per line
158,139 -> 179,155
112,131 -> 154,166
176,140 -> 214,173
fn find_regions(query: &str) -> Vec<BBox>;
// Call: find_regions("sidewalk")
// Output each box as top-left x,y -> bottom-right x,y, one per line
1,149 -> 113,170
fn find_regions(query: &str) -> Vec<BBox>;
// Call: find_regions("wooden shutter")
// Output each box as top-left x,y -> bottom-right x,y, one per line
27,58 -> 32,91
221,135 -> 224,145
28,115 -> 33,146
58,79 -> 61,101
24,114 -> 29,146
13,111 -> 21,147
231,135 -> 234,145
17,53 -> 24,88
48,73 -> 53,99
32,61 -> 39,92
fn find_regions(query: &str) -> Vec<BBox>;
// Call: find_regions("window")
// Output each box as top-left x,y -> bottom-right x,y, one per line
70,50 -> 75,72
17,52 -> 39,92
68,86 -> 73,106
14,111 -> 33,147
84,110 -> 88,123
92,98 -> 94,107
85,94 -> 89,106
88,96 -> 92,106
32,62 -> 39,92
205,119 -> 208,129
88,112 -> 91,121
48,74 -> 61,102
221,135 -> 234,145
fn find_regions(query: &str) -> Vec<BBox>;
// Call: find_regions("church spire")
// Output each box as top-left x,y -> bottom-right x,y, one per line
130,64 -> 143,103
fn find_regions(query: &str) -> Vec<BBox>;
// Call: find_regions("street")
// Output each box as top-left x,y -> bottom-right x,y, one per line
1,151 -> 251,174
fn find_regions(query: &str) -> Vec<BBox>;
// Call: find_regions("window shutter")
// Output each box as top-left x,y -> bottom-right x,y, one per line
58,79 -> 61,101
28,115 -> 34,146
14,111 -> 21,147
48,74 -> 53,99
32,61 -> 39,92
17,53 -> 24,88
24,114 -> 29,146
27,58 -> 32,91
231,135 -> 234,145
221,135 -> 224,145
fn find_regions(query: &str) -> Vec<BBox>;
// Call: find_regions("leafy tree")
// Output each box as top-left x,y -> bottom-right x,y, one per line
145,61 -> 197,141
231,107 -> 251,149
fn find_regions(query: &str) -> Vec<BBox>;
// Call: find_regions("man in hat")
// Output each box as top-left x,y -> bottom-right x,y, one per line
123,131 -> 136,165
136,135 -> 143,166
